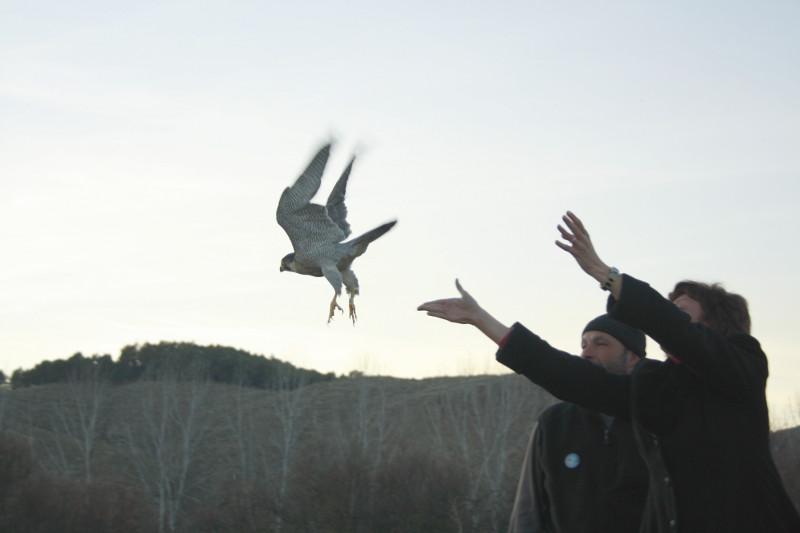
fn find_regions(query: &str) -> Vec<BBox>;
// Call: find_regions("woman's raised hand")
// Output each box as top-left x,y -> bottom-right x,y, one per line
555,211 -> 610,283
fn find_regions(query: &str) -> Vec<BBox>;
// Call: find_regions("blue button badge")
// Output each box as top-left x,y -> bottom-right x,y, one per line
564,453 -> 580,469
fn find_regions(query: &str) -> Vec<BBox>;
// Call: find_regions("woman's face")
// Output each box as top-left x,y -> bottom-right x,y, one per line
673,294 -> 704,324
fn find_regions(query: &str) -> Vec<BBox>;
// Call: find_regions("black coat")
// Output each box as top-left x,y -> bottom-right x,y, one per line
509,402 -> 648,533
497,275 -> 800,533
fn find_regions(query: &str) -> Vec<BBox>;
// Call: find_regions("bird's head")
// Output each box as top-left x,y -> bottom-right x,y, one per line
280,253 -> 296,273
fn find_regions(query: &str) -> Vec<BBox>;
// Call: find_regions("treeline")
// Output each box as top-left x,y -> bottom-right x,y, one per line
8,342 -> 335,390
1,364 -> 798,532
0,369 -> 554,533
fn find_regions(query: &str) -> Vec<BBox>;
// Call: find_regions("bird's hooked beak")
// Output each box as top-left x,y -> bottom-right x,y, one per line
280,253 -> 295,273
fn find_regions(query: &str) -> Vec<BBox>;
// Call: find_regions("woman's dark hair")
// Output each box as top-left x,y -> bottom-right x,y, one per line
668,281 -> 751,336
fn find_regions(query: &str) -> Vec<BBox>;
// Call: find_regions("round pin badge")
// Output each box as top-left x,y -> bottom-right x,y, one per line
564,453 -> 580,469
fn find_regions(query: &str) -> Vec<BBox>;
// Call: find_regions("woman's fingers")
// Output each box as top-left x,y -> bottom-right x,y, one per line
562,212 -> 589,241
555,239 -> 574,254
557,224 -> 575,243
417,299 -> 450,311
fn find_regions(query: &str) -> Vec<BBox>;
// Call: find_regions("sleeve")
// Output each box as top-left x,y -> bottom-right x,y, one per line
607,274 -> 767,397
496,323 -> 631,420
508,424 -> 544,533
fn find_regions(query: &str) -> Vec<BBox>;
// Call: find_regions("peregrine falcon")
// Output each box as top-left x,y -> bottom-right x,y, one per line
277,143 -> 397,323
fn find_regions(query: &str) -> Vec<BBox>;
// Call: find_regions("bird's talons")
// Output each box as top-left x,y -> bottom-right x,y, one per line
349,297 -> 357,325
328,298 -> 343,324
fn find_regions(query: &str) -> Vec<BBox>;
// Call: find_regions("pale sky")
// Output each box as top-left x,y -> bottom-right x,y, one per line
2,1 -> 799,420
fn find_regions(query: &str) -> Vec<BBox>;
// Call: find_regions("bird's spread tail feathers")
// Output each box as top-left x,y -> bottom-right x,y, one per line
347,220 -> 397,256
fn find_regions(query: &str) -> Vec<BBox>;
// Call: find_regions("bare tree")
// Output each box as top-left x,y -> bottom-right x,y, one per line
300,375 -> 395,531
121,362 -> 214,533
268,368 -> 311,532
424,375 -> 551,532
52,367 -> 108,482
221,366 -> 261,485
9,386 -> 75,479
201,363 -> 317,532
0,388 -> 6,431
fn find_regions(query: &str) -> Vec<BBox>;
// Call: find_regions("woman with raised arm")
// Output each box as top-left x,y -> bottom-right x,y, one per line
418,211 -> 800,533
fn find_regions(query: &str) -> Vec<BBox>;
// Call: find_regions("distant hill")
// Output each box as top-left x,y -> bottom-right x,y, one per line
8,341 -> 335,390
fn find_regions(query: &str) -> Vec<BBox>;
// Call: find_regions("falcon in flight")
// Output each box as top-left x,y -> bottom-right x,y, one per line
277,143 -> 397,323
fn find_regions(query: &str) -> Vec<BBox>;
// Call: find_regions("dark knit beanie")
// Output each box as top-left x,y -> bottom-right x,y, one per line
583,315 -> 646,358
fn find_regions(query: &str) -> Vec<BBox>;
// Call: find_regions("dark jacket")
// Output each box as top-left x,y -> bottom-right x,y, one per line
497,274 -> 800,533
509,402 -> 648,533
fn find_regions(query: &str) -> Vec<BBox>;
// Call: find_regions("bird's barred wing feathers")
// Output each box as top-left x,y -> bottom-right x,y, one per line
325,156 -> 353,239
276,144 -> 329,221
276,144 -> 347,253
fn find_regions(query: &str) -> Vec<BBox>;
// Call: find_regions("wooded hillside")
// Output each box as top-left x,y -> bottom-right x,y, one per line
1,347 -> 798,533
0,361 -> 556,532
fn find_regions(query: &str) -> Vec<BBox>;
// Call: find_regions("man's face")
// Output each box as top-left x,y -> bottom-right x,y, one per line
581,331 -> 636,375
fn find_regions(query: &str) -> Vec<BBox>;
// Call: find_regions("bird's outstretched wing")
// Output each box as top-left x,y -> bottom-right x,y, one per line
325,157 -> 353,239
276,144 -> 348,254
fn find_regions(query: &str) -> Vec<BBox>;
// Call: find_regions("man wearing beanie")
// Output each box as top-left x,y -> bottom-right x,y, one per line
508,315 -> 648,533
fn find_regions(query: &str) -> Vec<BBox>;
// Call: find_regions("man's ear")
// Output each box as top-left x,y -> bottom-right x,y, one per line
626,351 -> 641,373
